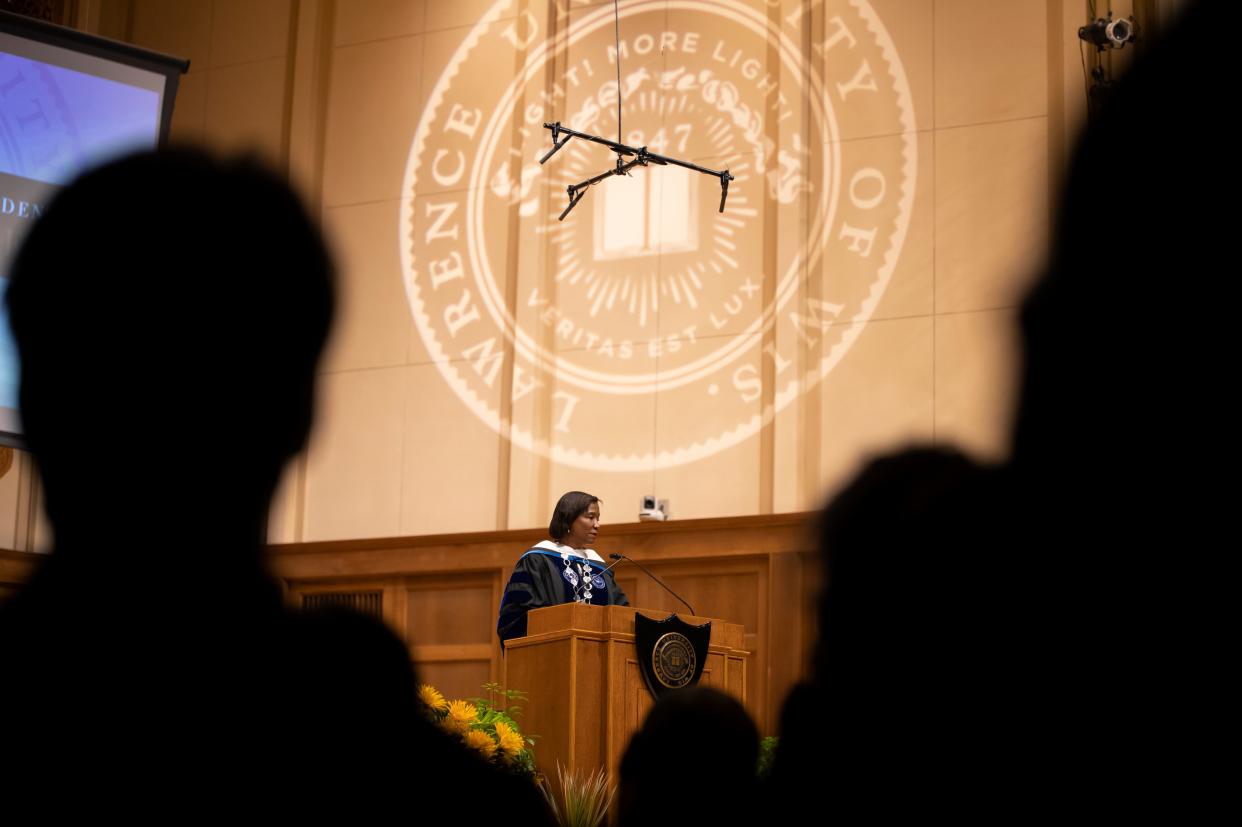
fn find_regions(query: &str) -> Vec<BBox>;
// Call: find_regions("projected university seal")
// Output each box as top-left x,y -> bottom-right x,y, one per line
401,0 -> 916,469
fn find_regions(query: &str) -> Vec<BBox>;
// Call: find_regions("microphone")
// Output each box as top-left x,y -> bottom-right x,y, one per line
609,553 -> 696,616
596,554 -> 625,577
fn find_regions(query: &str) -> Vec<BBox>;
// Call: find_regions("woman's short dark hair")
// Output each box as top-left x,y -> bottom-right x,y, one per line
549,491 -> 600,540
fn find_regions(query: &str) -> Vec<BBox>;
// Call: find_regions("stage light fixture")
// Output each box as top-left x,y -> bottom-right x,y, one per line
537,0 -> 734,221
538,122 -> 734,222
1079,12 -> 1136,50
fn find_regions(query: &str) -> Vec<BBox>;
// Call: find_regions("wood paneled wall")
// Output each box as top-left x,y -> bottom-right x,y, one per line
272,512 -> 820,734
1,512 -> 820,734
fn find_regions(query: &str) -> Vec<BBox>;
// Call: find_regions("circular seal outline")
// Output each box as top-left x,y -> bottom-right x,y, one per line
400,0 -> 918,470
652,631 -> 697,689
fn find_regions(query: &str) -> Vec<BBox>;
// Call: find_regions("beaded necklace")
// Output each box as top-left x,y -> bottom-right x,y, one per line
560,547 -> 597,602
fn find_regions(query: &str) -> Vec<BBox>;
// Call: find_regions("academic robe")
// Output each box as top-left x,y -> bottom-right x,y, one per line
497,540 -> 630,646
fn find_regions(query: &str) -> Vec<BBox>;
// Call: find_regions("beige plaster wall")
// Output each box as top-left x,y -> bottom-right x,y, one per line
3,0 -> 1172,548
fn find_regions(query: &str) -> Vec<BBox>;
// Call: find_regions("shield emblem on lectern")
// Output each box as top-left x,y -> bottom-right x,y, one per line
634,613 -> 711,699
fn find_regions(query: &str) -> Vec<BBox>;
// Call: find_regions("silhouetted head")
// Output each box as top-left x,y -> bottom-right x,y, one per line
6,147 -> 334,533
618,686 -> 759,827
811,447 -> 1001,681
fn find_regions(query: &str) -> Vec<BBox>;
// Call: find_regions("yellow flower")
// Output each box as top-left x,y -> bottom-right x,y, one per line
418,684 -> 448,714
442,700 -> 478,734
494,720 -> 525,759
464,728 -> 498,759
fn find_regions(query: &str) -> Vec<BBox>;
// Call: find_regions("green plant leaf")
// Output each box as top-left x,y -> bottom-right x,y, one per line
540,763 -> 613,827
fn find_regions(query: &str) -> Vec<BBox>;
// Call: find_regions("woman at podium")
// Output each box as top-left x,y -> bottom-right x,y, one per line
497,491 -> 629,646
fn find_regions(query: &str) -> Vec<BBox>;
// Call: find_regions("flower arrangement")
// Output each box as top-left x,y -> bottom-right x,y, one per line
418,681 -> 538,777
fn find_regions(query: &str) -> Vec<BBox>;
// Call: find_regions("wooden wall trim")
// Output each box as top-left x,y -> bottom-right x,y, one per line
266,512 -> 815,580
3,512 -> 813,581
1,548 -> 42,587
269,511 -> 813,554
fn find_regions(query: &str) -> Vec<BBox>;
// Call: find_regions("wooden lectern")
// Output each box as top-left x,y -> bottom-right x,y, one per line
502,603 -> 749,781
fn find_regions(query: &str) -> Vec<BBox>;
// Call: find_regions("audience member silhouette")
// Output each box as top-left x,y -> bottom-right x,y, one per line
0,148 -> 552,822
1006,1 -> 1231,805
617,686 -> 760,827
768,0 -> 1227,819
766,448 -> 1015,819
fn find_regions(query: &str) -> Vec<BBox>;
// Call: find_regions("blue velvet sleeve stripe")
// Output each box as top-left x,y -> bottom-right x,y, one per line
498,614 -> 528,644
507,571 -> 535,586
499,589 -> 532,609
498,610 -> 526,627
